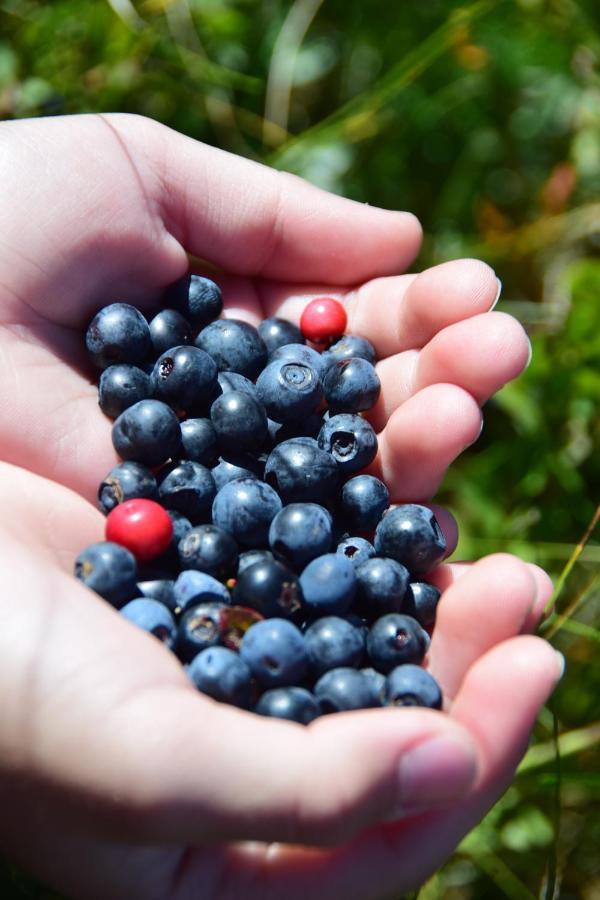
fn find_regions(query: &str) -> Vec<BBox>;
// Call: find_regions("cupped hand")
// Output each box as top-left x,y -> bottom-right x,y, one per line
0,463 -> 560,900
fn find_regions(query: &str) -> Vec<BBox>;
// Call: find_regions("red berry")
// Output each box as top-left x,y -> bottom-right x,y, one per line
300,297 -> 347,345
105,499 -> 173,562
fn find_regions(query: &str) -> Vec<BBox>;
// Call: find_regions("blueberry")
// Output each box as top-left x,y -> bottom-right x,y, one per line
148,309 -> 192,355
158,460 -> 216,522
322,335 -> 376,369
255,687 -> 319,724
188,646 -> 253,708
269,412 -> 325,445
217,371 -> 258,399
210,391 -> 268,452
264,438 -> 339,504
211,453 -> 264,491
360,667 -> 386,704
314,667 -> 381,712
98,461 -> 158,514
165,274 -> 223,328
304,616 -> 365,676
240,618 -> 308,688
374,505 -> 446,575
212,478 -> 282,548
237,549 -> 275,575
112,399 -> 181,467
336,536 -> 375,568
299,553 -> 357,617
258,317 -> 305,354
75,541 -> 137,608
355,557 -> 410,619
405,582 -> 441,629
385,664 -> 442,710
196,319 -> 267,379
98,364 -> 153,418
173,569 -> 231,613
269,503 -> 333,570
322,358 -> 381,414
151,345 -> 218,415
136,579 -> 178,615
269,343 -> 326,379
179,418 -> 219,466
340,475 -> 389,532
178,524 -> 238,578
120,598 -> 176,648
256,360 -> 323,424
318,413 -> 378,475
86,302 -> 151,369
232,559 -> 304,620
176,601 -> 226,662
366,614 -> 428,673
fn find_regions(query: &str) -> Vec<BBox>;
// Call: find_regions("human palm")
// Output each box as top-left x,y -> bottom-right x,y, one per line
0,114 -> 560,899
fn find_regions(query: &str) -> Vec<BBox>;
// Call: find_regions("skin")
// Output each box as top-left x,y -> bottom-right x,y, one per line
0,114 -> 560,900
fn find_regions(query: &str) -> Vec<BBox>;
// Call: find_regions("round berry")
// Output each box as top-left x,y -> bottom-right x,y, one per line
300,297 -> 347,345
105,499 -> 174,562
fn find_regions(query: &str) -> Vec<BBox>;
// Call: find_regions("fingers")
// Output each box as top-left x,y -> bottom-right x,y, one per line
369,383 -> 482,501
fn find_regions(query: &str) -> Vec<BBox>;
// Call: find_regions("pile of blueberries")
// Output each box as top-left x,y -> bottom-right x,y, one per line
75,275 -> 446,724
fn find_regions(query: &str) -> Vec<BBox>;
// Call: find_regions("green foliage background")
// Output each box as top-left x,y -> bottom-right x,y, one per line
0,0 -> 598,897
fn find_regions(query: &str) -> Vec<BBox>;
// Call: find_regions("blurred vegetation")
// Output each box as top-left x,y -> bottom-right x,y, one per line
0,0 -> 598,897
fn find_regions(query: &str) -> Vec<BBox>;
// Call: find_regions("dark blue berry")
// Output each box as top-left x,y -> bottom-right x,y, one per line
237,549 -> 275,575
318,413 -> 378,475
158,460 -> 216,522
98,364 -> 152,418
86,303 -> 151,369
232,559 -> 303,620
360,667 -> 386,704
148,309 -> 192,355
217,371 -> 258,399
385,664 -> 442,709
165,275 -> 223,328
188,646 -> 253,708
151,346 -> 218,415
314,667 -> 381,712
120,598 -> 176,648
173,570 -> 230,613
179,418 -> 219,466
269,343 -> 327,379
196,319 -> 267,379
269,503 -> 333,570
264,438 -> 338,504
75,541 -> 137,608
299,553 -> 357,617
374,505 -> 446,575
212,478 -> 282,548
355,557 -> 410,619
178,524 -> 238,578
177,600 -> 226,662
211,453 -> 264,491
322,358 -> 381,414
269,412 -> 325,445
304,616 -> 365,676
336,536 -> 375,568
255,687 -> 319,724
366,614 -> 428,673
256,360 -> 323,423
240,618 -> 308,688
258,317 -> 305,354
98,461 -> 158,514
405,582 -> 441,629
322,335 -> 376,369
112,399 -> 181,467
340,475 -> 389,532
136,579 -> 177,615
210,391 -> 268,452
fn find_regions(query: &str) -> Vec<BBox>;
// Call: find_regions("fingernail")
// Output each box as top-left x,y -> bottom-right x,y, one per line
525,336 -> 533,368
490,277 -> 503,310
555,651 -> 566,680
393,733 -> 477,816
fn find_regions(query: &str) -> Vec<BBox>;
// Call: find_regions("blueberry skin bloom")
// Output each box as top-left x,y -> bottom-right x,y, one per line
217,371 -> 258,399
258,317 -> 305,354
148,308 -> 192,356
256,360 -> 323,424
188,646 -> 253,708
136,578 -> 177,614
233,559 -> 304,620
255,687 -> 319,724
176,600 -> 227,662
366,614 -> 428,673
299,554 -> 357,617
166,274 -> 223,328
112,399 -> 181,467
210,391 -> 268,453
98,461 -> 158,514
304,616 -> 365,676
240,618 -> 309,688
178,524 -> 238,578
318,414 -> 378,475
196,319 -> 267,379
269,503 -> 333,570
405,581 -> 441,629
355,557 -> 410,619
237,549 -> 275,575
120,598 -> 176,649
158,460 -> 216,522
75,541 -> 137,608
314,667 -> 381,713
173,570 -> 230,612
98,364 -> 153,418
336,536 -> 375,568
322,358 -> 381,414
374,505 -> 446,576
152,345 -> 218,415
264,438 -> 338,504
385,664 -> 442,710
211,453 -> 264,491
322,335 -> 376,369
86,302 -> 151,369
212,478 -> 282,548
340,475 -> 390,532
179,418 -> 219,467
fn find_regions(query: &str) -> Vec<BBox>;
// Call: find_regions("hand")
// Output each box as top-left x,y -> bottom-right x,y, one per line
0,114 -> 559,899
